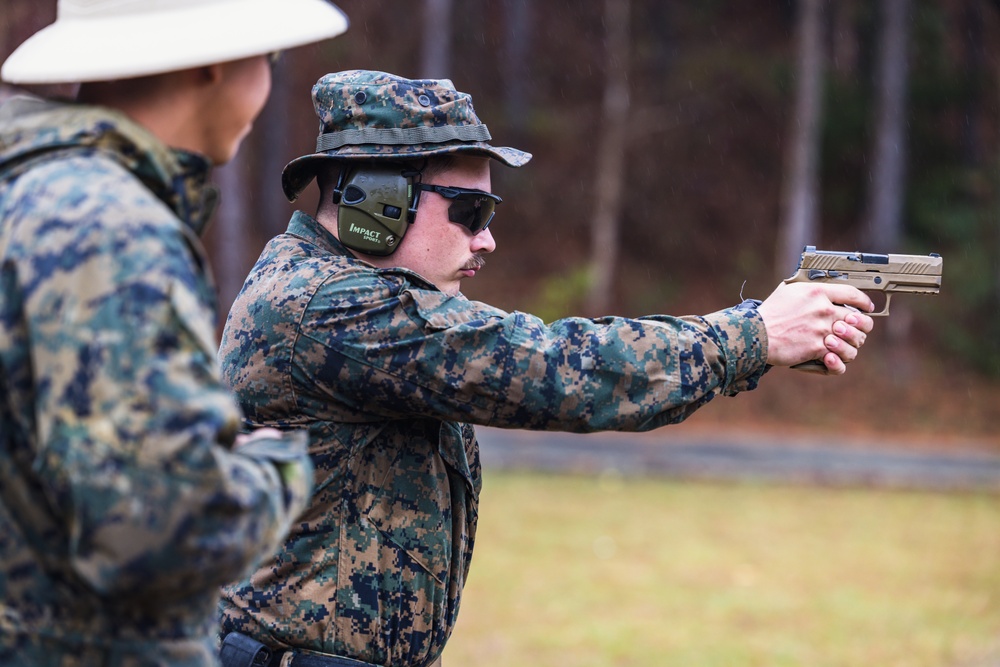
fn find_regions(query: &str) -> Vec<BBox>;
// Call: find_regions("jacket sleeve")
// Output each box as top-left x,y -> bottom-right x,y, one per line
12,161 -> 312,600
290,276 -> 769,433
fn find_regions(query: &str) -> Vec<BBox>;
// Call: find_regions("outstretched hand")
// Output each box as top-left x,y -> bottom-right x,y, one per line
756,282 -> 875,374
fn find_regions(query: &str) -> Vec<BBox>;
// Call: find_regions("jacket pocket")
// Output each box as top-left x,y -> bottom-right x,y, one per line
365,434 -> 454,583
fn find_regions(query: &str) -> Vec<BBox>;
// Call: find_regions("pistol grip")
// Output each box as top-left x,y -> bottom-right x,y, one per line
791,359 -> 829,373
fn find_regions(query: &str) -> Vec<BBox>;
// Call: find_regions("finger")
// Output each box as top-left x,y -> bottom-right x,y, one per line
826,333 -> 858,363
844,311 -> 875,334
818,285 -> 876,313
832,321 -> 868,349
822,350 -> 846,375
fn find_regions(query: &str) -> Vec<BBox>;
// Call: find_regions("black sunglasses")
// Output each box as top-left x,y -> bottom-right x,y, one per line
413,184 -> 502,234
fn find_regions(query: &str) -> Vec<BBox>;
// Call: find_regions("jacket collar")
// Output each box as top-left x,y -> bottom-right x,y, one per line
286,209 -> 353,257
0,96 -> 218,236
284,209 -> 447,292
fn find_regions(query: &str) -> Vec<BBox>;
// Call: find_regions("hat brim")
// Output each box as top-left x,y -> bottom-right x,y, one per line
281,142 -> 532,202
1,0 -> 348,84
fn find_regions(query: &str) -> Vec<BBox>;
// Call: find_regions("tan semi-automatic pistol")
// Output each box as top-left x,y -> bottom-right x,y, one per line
783,245 -> 943,371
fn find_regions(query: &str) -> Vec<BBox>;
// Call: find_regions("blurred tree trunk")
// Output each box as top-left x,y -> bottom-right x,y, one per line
206,53 -> 306,331
831,0 -> 859,81
865,0 -> 913,377
776,0 -> 826,278
863,0 -> 910,251
0,1 -> 53,65
255,55 -> 301,239
997,34 -> 1000,330
992,0 -> 1000,319
502,0 -> 532,133
210,160 -> 253,334
586,0 -> 630,315
637,2 -> 674,106
961,0 -> 984,167
422,0 -> 453,77
0,0 -> 68,101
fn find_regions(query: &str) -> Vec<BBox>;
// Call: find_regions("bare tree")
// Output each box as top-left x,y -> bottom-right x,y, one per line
422,0 -> 454,78
0,0 -> 67,102
0,1 -> 53,63
863,0 -> 914,372
208,160 -> 254,332
204,52 -> 309,330
502,0 -> 533,133
960,0 -> 984,167
988,0 -> 1000,321
831,0 -> 859,81
586,0 -> 630,315
863,0 -> 911,252
776,0 -> 827,278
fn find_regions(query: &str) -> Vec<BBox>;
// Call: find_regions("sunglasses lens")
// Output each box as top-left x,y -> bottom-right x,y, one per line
448,195 -> 496,233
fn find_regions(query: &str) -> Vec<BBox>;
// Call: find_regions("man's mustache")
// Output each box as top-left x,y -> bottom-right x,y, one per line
463,254 -> 486,271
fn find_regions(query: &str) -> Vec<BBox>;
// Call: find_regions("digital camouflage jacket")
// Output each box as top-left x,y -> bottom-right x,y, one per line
217,210 -> 769,667
0,97 -> 313,667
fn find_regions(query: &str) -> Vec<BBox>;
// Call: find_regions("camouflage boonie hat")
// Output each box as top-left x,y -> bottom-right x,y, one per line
281,69 -> 532,201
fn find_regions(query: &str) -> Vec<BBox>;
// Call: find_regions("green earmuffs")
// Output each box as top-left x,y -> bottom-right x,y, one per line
334,164 -> 415,256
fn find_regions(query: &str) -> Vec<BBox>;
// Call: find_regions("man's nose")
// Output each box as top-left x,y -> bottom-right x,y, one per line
472,227 -> 496,254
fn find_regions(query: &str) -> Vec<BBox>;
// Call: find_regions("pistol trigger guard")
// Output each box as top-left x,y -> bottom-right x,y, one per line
874,294 -> 891,317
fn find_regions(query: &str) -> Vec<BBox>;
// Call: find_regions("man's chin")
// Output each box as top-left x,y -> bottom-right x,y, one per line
440,279 -> 463,296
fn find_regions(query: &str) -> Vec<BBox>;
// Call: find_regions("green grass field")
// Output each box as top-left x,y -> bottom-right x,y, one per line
442,471 -> 1000,667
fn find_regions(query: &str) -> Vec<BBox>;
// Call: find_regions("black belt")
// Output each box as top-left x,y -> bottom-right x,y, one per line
270,649 -> 382,667
220,632 -> 381,667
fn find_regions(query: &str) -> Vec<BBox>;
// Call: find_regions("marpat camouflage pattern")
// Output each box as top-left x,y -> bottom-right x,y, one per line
0,97 -> 313,667
281,70 -> 531,202
218,210 -> 769,667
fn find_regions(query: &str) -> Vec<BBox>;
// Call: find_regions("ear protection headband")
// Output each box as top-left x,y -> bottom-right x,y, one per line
332,163 -> 418,256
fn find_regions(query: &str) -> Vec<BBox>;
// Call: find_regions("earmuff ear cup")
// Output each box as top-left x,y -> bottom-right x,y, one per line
342,185 -> 367,205
337,165 -> 412,256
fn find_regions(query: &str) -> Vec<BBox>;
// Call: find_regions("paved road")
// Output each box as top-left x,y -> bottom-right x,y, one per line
476,426 -> 1000,492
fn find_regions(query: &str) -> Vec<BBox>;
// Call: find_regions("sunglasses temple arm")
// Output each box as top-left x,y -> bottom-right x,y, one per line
407,184 -> 422,224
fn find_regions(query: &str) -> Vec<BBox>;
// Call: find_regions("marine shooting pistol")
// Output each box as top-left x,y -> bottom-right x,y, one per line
783,245 -> 943,371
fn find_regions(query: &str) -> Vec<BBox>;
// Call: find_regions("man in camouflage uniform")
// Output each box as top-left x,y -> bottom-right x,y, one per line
218,70 -> 875,667
0,1 -> 348,665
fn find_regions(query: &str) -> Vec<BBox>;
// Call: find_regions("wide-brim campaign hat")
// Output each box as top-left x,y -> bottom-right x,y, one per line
1,0 -> 349,85
281,69 -> 532,202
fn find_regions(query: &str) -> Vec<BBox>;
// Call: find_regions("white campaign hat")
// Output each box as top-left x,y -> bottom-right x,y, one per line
1,0 -> 349,84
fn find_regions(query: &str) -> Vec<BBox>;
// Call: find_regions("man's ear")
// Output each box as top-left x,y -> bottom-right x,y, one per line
197,63 -> 224,86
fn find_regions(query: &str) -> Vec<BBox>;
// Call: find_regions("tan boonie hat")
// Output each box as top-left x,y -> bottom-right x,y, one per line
1,0 -> 349,85
281,69 -> 532,201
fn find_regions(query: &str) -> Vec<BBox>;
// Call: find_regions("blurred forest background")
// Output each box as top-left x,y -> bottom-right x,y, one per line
2,0 -> 1000,444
